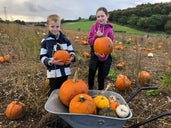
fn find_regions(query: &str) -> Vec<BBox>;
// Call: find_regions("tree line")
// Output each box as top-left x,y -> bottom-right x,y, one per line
108,2 -> 171,33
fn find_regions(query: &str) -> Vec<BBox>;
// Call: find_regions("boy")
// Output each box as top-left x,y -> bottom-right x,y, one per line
40,14 -> 76,95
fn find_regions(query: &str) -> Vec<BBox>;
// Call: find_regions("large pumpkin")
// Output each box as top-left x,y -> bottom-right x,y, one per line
59,69 -> 88,107
69,93 -> 96,114
115,74 -> 131,91
94,36 -> 113,55
5,100 -> 26,120
53,50 -> 70,64
137,71 -> 151,86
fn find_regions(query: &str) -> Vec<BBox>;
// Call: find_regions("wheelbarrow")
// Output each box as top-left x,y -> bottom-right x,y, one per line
44,86 -> 171,128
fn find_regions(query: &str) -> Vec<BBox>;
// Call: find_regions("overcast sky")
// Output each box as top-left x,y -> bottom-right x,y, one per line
0,0 -> 170,22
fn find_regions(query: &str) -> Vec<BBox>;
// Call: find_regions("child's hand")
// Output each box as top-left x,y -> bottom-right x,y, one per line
65,56 -> 74,65
94,52 -> 105,58
50,59 -> 64,66
96,30 -> 103,37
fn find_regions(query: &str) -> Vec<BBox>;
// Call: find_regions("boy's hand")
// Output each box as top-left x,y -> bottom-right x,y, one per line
65,55 -> 74,65
50,59 -> 64,66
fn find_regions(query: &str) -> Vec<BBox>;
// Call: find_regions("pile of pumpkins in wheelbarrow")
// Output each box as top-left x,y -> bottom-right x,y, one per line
59,74 -> 129,118
58,68 -> 150,119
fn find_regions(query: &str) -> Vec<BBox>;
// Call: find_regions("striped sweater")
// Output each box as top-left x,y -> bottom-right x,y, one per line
40,31 -> 75,78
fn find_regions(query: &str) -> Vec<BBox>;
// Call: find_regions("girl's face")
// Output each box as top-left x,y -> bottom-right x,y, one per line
96,10 -> 108,25
47,20 -> 60,35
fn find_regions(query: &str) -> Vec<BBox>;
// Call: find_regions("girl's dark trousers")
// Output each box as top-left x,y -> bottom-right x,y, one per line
88,53 -> 112,90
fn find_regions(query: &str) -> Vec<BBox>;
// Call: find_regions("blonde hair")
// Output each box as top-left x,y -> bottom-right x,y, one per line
47,14 -> 60,25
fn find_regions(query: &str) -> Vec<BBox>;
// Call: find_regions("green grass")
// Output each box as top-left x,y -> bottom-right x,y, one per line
62,20 -> 147,35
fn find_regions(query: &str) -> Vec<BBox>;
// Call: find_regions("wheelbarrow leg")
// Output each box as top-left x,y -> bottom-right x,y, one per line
128,112 -> 171,128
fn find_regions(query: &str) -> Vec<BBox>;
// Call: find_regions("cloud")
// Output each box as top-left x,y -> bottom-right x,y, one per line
0,0 -> 170,22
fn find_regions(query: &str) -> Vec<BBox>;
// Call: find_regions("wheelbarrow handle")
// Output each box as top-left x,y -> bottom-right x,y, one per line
126,86 -> 158,103
128,112 -> 171,128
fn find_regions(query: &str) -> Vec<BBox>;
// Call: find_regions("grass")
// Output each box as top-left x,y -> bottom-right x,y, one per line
62,20 -> 147,35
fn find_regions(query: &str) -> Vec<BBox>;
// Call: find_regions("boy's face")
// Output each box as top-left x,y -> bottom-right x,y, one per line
47,20 -> 60,35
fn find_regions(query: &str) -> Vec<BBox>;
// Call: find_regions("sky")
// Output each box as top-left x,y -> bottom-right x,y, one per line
0,0 -> 170,22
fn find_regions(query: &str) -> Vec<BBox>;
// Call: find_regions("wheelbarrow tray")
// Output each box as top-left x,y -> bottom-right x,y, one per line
45,89 -> 133,128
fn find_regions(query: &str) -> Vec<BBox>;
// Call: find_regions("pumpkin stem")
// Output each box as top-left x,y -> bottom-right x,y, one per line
16,95 -> 23,104
72,68 -> 80,83
101,84 -> 112,95
78,95 -> 86,102
56,43 -> 63,50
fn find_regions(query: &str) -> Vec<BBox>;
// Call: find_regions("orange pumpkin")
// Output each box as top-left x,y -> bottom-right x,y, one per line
83,52 -> 90,58
116,61 -> 125,69
3,54 -> 11,62
137,71 -> 151,86
168,61 -> 171,67
0,56 -> 4,63
109,102 -> 118,111
59,69 -> 88,107
53,50 -> 70,64
69,93 -> 96,114
5,100 -> 26,120
115,74 -> 131,91
94,36 -> 113,55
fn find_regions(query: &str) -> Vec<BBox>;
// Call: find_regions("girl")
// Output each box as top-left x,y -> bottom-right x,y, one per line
88,7 -> 114,90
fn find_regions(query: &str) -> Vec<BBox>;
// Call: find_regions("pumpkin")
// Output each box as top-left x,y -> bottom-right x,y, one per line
108,95 -> 118,111
69,94 -> 96,114
109,102 -> 118,111
116,104 -> 129,118
115,74 -> 131,91
98,107 -> 117,117
0,56 -> 4,63
168,61 -> 171,67
94,36 -> 113,55
116,61 -> 125,70
137,71 -> 151,86
59,68 -> 88,107
5,96 -> 26,120
3,54 -> 11,62
83,52 -> 90,58
53,50 -> 70,64
93,95 -> 109,109
108,95 -> 117,103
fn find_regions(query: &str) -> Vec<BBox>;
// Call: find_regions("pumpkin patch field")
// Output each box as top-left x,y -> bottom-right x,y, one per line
0,23 -> 171,128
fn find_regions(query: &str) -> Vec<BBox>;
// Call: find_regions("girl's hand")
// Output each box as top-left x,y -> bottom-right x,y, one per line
94,52 -> 105,58
96,30 -> 103,37
50,59 -> 64,66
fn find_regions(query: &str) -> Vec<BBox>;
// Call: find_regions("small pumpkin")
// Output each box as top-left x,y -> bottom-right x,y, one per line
98,107 -> 117,117
59,68 -> 88,107
5,96 -> 26,120
0,56 -> 5,63
108,95 -> 117,103
115,74 -> 131,91
83,52 -> 90,58
116,61 -> 125,70
137,71 -> 151,86
167,61 -> 171,67
94,36 -> 113,55
69,93 -> 96,114
3,54 -> 11,62
93,95 -> 109,109
108,95 -> 119,111
53,50 -> 70,64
